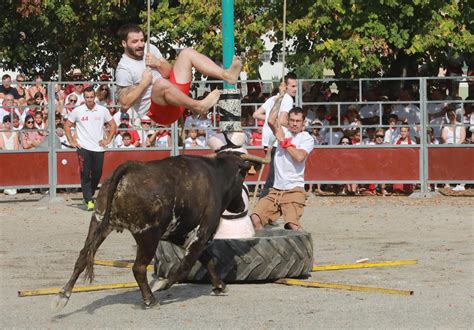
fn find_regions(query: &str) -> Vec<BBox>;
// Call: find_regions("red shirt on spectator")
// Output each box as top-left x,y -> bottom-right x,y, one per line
251,131 -> 263,146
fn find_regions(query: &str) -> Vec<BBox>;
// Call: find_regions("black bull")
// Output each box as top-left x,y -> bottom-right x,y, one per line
52,152 -> 265,310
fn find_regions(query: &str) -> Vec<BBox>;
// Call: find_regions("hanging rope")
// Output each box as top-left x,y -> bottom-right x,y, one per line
146,0 -> 151,52
281,0 -> 287,79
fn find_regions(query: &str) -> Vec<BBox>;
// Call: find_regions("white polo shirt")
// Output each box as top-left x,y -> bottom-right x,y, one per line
274,127 -> 314,190
260,94 -> 294,147
115,44 -> 163,116
67,103 -> 113,152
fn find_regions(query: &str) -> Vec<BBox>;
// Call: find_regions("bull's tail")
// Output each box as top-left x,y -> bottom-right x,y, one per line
84,161 -> 143,282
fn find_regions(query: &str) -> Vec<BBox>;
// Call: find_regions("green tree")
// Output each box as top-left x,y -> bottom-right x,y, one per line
0,0 -> 144,79
285,0 -> 473,78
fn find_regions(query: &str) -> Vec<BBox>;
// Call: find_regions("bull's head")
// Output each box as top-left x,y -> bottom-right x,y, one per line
212,151 -> 269,214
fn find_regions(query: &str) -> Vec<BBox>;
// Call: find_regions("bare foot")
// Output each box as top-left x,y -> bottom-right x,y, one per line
223,56 -> 242,85
195,89 -> 220,114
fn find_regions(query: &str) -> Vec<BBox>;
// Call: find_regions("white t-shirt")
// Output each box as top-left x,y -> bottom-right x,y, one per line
115,44 -> 163,116
184,115 -> 212,128
120,144 -> 135,149
260,93 -> 293,147
359,104 -> 380,119
67,103 -> 113,152
274,127 -> 314,190
185,136 -> 206,148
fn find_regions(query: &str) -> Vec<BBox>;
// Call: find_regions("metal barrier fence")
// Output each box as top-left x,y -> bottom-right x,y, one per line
0,77 -> 473,198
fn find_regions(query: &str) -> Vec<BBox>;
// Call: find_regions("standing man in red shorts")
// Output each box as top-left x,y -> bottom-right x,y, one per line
115,23 -> 242,125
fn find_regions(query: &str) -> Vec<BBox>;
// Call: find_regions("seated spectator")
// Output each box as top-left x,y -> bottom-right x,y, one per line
0,115 -> 20,150
14,74 -> 27,102
120,132 -> 135,148
394,126 -> 416,145
118,112 -> 140,146
364,129 -> 388,196
359,90 -> 380,125
0,74 -> 21,100
149,124 -> 172,148
0,115 -> 20,195
139,115 -> 153,147
55,124 -> 71,149
392,126 -> 415,195
362,127 -> 376,145
33,91 -> 47,114
20,114 -> 45,149
34,111 -> 47,136
184,127 -> 205,148
250,120 -> 263,146
384,114 -> 400,144
441,107 -> 466,144
184,111 -> 211,129
351,130 -> 362,145
27,75 -> 47,101
114,123 -> 128,148
391,88 -> 420,139
426,127 -> 439,144
323,117 -> 343,145
65,76 -> 85,105
441,108 -> 467,191
310,121 -> 324,145
342,105 -> 361,136
95,84 -> 112,108
0,94 -> 15,122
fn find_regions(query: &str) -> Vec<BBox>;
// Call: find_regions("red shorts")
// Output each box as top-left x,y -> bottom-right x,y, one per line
147,71 -> 191,125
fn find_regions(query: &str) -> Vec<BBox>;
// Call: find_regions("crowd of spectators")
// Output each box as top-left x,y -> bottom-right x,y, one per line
1,72 -> 473,195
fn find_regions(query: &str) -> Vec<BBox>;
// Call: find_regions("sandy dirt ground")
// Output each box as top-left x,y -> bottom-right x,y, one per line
0,192 -> 473,329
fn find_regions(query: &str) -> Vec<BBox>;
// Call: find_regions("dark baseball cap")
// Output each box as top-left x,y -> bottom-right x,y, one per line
120,112 -> 130,120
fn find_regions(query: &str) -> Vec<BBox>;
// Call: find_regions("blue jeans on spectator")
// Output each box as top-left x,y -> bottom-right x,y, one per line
76,148 -> 105,203
260,147 -> 276,199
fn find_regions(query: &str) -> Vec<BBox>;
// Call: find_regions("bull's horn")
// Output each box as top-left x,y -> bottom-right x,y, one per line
240,153 -> 270,164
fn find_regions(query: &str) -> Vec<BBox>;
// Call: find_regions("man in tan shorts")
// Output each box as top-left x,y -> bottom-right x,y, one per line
251,93 -> 314,231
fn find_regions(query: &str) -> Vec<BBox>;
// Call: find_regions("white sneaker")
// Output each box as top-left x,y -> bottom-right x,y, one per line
4,189 -> 17,195
452,185 -> 465,191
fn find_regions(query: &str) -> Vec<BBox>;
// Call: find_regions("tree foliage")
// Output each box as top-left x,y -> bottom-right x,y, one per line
0,0 -> 472,79
285,0 -> 473,77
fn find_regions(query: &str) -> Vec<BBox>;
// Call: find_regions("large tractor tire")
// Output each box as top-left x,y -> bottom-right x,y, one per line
154,229 -> 313,282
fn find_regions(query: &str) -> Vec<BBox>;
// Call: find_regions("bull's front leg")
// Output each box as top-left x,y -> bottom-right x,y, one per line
151,231 -> 212,293
198,250 -> 228,296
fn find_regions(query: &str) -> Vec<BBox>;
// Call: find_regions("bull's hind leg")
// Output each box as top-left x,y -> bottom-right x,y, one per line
52,214 -> 108,311
132,229 -> 161,309
198,250 -> 228,295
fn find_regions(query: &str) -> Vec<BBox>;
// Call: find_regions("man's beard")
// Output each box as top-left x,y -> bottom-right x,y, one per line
126,45 -> 144,60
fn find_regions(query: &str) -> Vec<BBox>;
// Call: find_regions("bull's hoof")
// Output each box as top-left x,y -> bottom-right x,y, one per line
150,278 -> 169,292
211,285 -> 229,296
143,295 -> 159,309
51,290 -> 70,312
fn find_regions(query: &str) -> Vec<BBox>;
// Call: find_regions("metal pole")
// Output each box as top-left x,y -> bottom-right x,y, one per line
419,77 -> 428,195
222,0 -> 235,89
47,82 -> 57,198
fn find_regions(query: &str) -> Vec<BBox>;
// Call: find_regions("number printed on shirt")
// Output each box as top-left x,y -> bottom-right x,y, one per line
81,116 -> 89,121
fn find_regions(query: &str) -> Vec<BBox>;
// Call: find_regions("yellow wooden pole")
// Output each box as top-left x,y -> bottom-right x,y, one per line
276,278 -> 413,296
312,259 -> 417,272
94,259 -> 154,271
18,282 -> 138,297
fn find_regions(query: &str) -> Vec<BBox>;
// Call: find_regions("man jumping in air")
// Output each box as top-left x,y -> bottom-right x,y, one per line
115,23 -> 242,125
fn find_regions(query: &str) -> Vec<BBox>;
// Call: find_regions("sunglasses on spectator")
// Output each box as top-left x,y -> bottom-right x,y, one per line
17,79 -> 25,82
70,99 -> 77,103
100,87 -> 109,91
375,135 -> 384,138
26,121 -> 34,124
